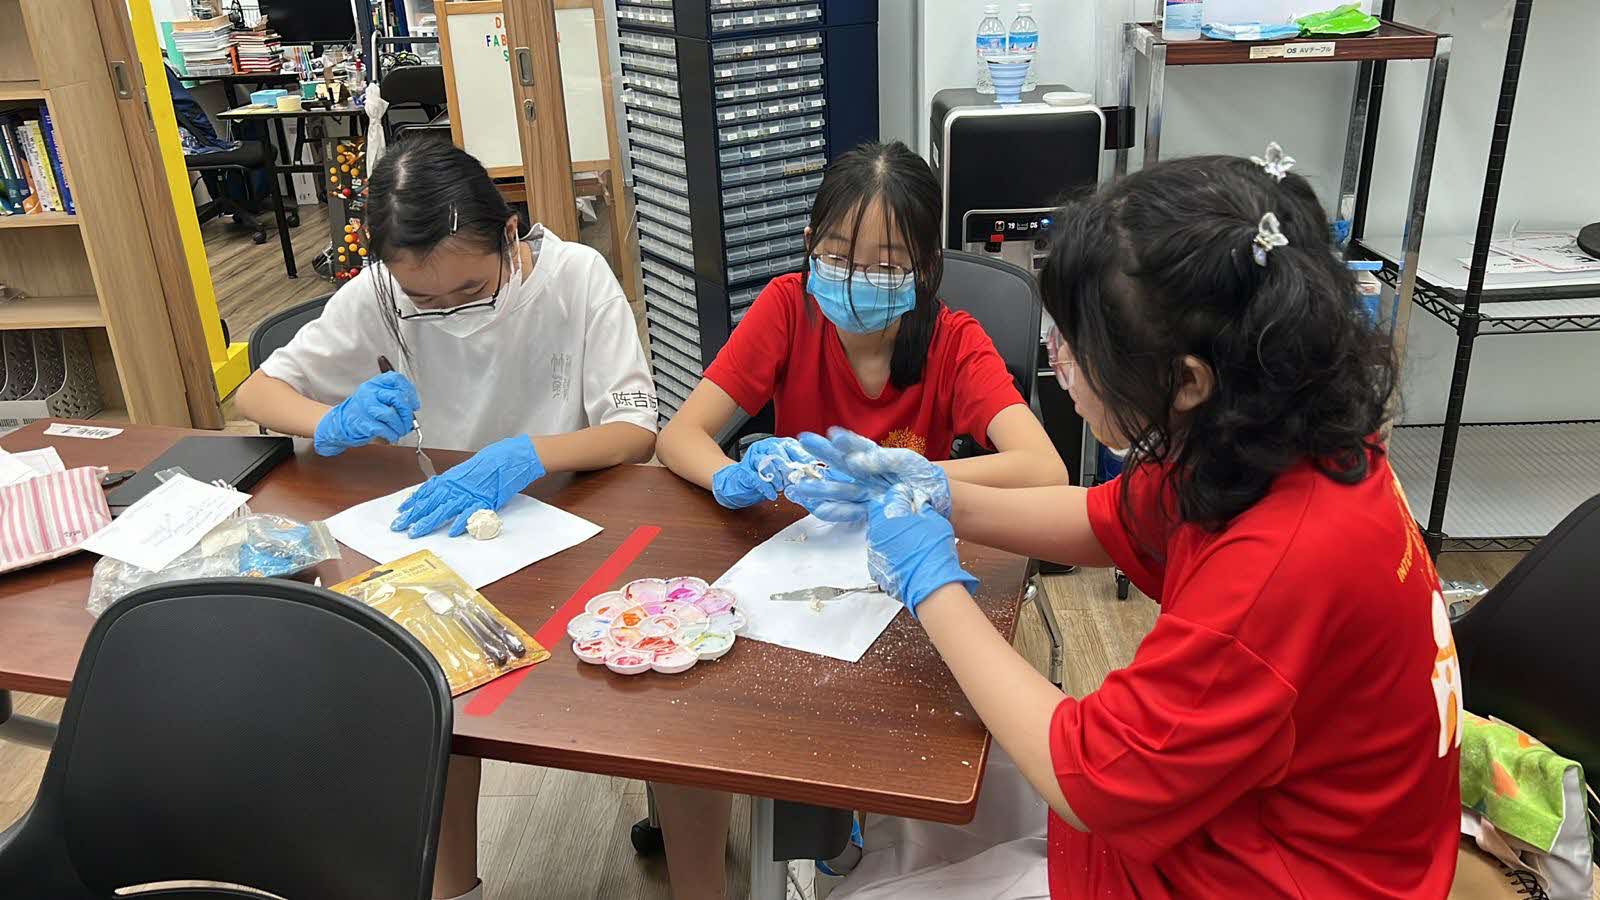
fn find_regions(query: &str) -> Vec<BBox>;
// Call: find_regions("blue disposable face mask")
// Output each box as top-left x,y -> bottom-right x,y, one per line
807,256 -> 918,334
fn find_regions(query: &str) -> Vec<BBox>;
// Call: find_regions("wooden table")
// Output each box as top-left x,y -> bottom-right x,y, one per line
217,101 -> 368,247
0,420 -> 1029,889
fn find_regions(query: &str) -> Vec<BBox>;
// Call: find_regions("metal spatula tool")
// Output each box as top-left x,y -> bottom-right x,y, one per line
378,355 -> 437,478
769,585 -> 884,604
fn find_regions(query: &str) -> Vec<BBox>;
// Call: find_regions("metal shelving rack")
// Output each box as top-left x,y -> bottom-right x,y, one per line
1353,0 -> 1600,555
1097,10 -> 1452,494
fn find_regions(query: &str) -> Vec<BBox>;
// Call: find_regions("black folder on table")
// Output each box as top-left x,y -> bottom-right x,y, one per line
105,435 -> 293,513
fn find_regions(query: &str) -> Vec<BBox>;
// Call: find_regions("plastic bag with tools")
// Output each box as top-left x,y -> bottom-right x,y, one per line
330,550 -> 547,695
87,513 -> 342,617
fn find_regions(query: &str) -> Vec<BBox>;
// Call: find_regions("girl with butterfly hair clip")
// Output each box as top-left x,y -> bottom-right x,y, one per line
792,146 -> 1462,900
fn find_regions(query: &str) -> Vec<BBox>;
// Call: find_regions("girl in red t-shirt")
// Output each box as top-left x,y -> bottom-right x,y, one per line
794,149 -> 1463,899
654,142 -> 1067,897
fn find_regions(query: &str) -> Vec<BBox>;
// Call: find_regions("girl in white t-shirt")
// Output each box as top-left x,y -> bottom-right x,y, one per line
236,139 -> 657,899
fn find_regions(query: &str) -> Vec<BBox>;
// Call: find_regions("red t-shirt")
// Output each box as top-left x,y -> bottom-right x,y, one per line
703,273 -> 1023,459
1049,451 -> 1462,899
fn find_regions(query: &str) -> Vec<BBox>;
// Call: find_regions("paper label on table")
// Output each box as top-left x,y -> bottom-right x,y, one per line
0,447 -> 64,486
82,474 -> 251,572
712,516 -> 903,663
324,486 -> 603,590
1249,45 -> 1287,59
1284,41 -> 1335,59
44,423 -> 122,440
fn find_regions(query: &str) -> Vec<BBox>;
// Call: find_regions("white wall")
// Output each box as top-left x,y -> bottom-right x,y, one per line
884,0 -> 1600,424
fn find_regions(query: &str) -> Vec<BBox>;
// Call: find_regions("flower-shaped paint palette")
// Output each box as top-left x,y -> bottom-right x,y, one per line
568,576 -> 744,675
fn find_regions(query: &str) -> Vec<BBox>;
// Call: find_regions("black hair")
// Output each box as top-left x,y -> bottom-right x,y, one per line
1041,154 -> 1396,535
802,140 -> 944,389
363,139 -> 517,356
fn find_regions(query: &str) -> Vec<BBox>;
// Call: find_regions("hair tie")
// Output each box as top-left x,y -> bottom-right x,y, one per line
1250,142 -> 1296,182
1252,212 -> 1289,267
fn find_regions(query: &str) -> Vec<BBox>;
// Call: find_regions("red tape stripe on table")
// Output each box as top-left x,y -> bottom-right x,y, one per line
463,524 -> 661,717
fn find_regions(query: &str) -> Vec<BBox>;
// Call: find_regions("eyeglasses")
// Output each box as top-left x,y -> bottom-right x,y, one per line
809,253 -> 914,290
1046,326 -> 1075,391
394,235 -> 510,321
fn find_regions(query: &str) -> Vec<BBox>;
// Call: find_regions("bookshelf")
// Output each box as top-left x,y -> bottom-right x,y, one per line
0,0 -> 216,426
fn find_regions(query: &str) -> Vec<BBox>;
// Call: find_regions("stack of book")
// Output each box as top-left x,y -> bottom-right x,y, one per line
171,16 -> 235,78
232,21 -> 284,74
0,107 -> 76,217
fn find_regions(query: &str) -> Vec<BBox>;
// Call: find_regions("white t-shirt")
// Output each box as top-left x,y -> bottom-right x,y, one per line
259,230 -> 657,452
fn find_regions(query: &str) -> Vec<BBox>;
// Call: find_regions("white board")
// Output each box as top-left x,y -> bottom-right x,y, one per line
442,9 -> 521,172
556,7 -> 611,165
442,4 -> 613,173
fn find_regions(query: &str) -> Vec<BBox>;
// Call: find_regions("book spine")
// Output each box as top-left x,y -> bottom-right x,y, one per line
0,120 -> 17,215
37,105 -> 73,214
24,122 -> 63,213
4,121 -> 41,215
0,120 -> 31,214
15,122 -> 52,213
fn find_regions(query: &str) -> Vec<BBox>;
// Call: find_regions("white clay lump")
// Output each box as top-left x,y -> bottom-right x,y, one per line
466,509 -> 503,540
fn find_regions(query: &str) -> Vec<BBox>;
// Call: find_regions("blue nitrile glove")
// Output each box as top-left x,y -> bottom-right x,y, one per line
314,372 -> 422,457
788,428 -> 952,523
390,435 -> 545,537
866,483 -> 978,617
711,437 -> 816,509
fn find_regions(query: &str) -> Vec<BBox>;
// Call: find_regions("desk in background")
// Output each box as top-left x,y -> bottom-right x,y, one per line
0,420 -> 1031,898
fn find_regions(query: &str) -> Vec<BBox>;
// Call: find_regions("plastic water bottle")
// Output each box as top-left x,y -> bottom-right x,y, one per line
975,4 -> 1006,95
1008,3 -> 1040,92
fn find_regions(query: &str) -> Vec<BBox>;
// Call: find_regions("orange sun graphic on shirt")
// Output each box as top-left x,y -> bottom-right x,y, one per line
882,428 -> 928,456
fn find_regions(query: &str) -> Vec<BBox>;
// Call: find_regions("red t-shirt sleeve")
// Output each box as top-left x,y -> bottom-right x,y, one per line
1085,465 -> 1169,599
703,275 -> 797,415
1049,613 -> 1299,863
942,311 -> 1025,449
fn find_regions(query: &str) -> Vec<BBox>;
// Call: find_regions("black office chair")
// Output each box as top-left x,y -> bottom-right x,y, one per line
380,65 -> 448,141
0,578 -> 453,899
188,140 -> 296,280
1452,493 -> 1600,843
249,293 -> 333,371
939,249 -> 1042,450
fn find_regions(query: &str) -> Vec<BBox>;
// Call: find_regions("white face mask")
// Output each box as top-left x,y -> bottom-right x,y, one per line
419,236 -> 525,339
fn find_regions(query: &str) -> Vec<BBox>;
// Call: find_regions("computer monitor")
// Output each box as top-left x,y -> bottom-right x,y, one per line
259,0 -> 358,44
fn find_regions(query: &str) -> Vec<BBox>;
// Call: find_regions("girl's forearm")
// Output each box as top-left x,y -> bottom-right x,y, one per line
916,584 -> 1085,829
234,371 -> 331,439
533,422 -> 656,473
656,420 -> 737,491
938,446 -> 1069,488
948,482 -> 1113,568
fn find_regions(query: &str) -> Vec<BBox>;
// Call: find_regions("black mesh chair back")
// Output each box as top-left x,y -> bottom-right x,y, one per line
250,294 -> 332,371
1452,494 -> 1600,826
0,579 -> 453,899
380,65 -> 448,109
938,250 -> 1041,403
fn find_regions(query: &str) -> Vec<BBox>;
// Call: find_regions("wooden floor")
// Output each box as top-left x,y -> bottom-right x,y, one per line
204,202 -> 338,346
0,554 -> 1519,899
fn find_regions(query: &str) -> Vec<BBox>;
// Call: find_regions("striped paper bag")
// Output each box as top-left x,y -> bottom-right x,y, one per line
0,466 -> 111,574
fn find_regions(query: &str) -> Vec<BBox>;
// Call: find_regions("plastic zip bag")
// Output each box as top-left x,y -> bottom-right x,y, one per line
87,513 -> 341,617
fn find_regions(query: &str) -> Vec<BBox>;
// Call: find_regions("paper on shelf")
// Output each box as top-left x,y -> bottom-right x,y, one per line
325,486 -> 603,590
712,516 -> 903,663
82,474 -> 251,572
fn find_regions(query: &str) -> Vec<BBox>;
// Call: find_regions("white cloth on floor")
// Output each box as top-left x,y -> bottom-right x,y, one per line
829,744 -> 1049,900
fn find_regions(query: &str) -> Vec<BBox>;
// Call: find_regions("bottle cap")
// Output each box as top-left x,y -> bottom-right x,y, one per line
1017,2 -> 1032,11
983,3 -> 999,13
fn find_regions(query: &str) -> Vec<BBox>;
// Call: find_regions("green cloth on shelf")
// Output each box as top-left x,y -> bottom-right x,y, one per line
1296,4 -> 1381,35
1460,711 -> 1583,853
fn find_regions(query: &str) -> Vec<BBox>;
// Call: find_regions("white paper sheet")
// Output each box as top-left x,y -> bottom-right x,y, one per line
82,474 -> 251,571
0,447 -> 64,486
44,423 -> 122,439
712,516 -> 903,663
324,486 -> 603,589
